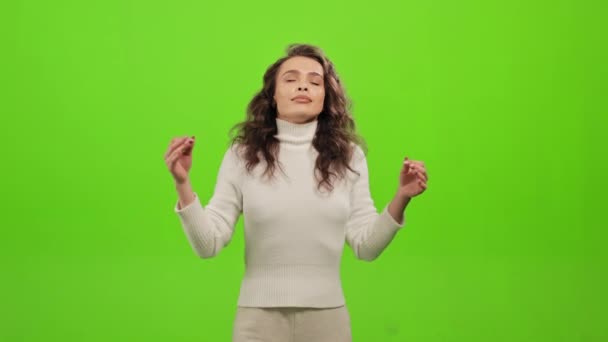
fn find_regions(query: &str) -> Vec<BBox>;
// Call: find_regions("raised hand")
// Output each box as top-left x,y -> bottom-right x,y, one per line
398,156 -> 428,199
164,136 -> 196,184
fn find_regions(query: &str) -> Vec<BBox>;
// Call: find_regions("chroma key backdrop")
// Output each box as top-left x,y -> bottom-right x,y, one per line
2,0 -> 605,341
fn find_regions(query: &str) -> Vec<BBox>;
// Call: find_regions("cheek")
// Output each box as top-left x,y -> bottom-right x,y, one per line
315,89 -> 325,101
275,88 -> 289,102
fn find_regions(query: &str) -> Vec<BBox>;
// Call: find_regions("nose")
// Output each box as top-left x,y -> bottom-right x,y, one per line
298,86 -> 308,91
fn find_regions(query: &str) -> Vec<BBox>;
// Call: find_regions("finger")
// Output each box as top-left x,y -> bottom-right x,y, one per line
164,137 -> 187,159
175,136 -> 194,154
401,164 -> 413,175
403,157 -> 424,171
165,151 -> 177,170
418,179 -> 427,188
412,169 -> 427,182
166,141 -> 191,165
408,163 -> 427,175
165,136 -> 194,156
418,171 -> 428,182
411,160 -> 425,167
166,145 -> 188,170
403,162 -> 420,176
165,137 -> 194,159
410,164 -> 428,181
165,145 -> 183,166
402,157 -> 412,173
166,153 -> 178,170
183,142 -> 194,155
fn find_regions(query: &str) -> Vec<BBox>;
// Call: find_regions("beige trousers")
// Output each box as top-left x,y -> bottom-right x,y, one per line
231,304 -> 352,342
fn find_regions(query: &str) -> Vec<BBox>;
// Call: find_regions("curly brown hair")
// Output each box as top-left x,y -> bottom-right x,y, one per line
228,43 -> 368,193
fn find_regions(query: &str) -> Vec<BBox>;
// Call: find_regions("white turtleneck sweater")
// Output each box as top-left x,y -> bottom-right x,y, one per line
174,117 -> 406,308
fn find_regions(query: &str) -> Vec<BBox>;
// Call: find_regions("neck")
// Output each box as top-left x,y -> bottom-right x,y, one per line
274,116 -> 318,146
278,115 -> 317,124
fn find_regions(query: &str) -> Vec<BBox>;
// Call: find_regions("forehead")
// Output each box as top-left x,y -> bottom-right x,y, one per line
279,56 -> 324,76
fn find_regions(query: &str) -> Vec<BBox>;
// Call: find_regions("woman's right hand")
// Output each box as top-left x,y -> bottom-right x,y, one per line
164,136 -> 196,184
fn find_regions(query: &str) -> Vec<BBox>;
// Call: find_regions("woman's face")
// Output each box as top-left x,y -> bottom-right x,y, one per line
273,56 -> 325,124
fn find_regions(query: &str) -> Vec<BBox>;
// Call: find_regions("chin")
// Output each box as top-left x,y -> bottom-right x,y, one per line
286,112 -> 319,120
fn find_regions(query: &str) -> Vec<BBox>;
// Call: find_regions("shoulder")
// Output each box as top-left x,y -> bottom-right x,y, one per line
345,142 -> 368,184
349,142 -> 366,165
223,142 -> 245,162
217,142 -> 247,174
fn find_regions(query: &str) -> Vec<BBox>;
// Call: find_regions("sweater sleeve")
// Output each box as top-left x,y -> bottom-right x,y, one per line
345,145 -> 405,261
173,144 -> 243,258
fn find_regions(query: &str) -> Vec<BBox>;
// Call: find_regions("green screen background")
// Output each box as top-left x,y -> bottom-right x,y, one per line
2,0 -> 606,340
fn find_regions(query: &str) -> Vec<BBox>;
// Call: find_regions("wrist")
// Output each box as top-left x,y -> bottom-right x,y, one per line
175,178 -> 191,188
396,189 -> 412,202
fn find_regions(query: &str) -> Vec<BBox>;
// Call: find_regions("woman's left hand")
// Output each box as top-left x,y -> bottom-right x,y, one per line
398,157 -> 428,199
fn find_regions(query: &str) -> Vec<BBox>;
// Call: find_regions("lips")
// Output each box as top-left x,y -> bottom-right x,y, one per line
292,95 -> 312,102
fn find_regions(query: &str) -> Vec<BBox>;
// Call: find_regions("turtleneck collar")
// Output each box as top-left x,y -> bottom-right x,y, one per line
274,116 -> 318,145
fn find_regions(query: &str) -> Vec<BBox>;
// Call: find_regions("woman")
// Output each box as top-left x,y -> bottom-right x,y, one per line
164,43 -> 428,342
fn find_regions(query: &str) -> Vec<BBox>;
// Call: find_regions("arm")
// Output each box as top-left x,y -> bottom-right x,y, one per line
388,191 -> 411,226
176,179 -> 196,210
345,146 -> 406,261
173,144 -> 243,258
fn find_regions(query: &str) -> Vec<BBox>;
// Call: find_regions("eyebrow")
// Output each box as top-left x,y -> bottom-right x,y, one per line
281,69 -> 324,78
